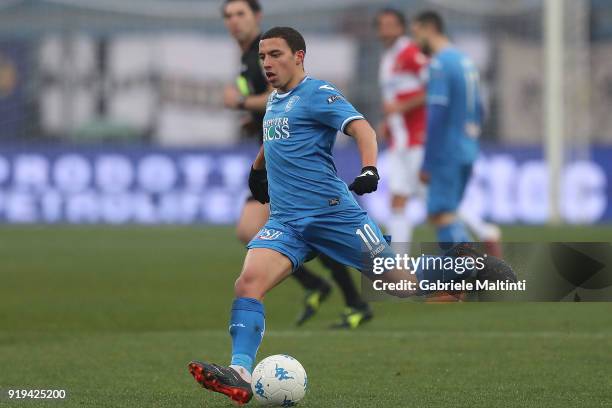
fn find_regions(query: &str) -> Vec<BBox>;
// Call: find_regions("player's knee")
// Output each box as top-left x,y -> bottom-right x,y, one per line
234,268 -> 266,299
429,212 -> 455,226
427,214 -> 441,225
234,274 -> 253,298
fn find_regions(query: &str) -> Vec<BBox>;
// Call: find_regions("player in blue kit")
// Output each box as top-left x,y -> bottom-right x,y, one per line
222,0 -> 372,329
186,26 -> 392,405
411,11 -> 481,246
187,26 -> 512,405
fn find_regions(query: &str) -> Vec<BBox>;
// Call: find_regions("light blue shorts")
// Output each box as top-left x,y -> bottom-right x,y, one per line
247,209 -> 393,274
427,164 -> 473,215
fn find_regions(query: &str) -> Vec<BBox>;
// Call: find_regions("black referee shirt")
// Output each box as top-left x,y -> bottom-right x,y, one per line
236,34 -> 268,140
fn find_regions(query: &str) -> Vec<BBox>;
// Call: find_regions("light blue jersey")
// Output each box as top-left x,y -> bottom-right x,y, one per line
262,76 -> 364,221
423,46 -> 481,170
248,76 -> 393,272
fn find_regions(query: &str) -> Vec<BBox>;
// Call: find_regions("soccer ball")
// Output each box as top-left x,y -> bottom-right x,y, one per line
251,354 -> 307,406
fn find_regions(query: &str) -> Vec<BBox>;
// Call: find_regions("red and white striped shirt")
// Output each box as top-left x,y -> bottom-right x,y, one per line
379,36 -> 427,149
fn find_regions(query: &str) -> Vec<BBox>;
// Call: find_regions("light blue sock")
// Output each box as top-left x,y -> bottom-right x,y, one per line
229,297 -> 265,373
437,220 -> 471,249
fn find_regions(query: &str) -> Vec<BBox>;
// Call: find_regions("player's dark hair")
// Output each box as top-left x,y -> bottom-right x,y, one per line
261,26 -> 306,55
414,10 -> 445,34
222,0 -> 261,15
375,7 -> 406,29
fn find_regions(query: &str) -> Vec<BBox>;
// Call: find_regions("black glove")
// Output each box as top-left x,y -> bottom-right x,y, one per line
248,166 -> 269,204
349,166 -> 379,195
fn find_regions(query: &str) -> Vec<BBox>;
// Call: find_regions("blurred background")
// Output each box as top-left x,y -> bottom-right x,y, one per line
0,0 -> 610,225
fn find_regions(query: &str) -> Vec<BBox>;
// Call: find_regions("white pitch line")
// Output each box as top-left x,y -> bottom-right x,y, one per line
191,329 -> 612,340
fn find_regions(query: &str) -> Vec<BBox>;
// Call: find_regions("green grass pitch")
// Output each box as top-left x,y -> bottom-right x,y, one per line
1,226 -> 612,407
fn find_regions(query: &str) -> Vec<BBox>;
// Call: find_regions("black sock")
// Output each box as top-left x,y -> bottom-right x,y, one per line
292,265 -> 328,291
318,254 -> 367,309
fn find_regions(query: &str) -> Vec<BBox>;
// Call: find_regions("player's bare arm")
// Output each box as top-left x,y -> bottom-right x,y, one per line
224,84 -> 273,112
345,119 -> 378,168
252,144 -> 265,169
345,119 -> 380,195
383,90 -> 426,116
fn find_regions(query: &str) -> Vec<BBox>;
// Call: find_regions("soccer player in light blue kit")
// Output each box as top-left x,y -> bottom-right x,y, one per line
187,27 -> 389,405
411,11 -> 482,246
187,26 -> 506,405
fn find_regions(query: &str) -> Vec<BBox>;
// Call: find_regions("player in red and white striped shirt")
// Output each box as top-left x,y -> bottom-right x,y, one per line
377,8 -> 427,255
376,8 -> 502,256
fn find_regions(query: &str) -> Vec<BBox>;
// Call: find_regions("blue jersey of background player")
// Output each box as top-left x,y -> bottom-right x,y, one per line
412,10 -> 482,245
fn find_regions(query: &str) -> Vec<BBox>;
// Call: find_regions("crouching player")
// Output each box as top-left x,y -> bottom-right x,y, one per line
187,26 -> 511,405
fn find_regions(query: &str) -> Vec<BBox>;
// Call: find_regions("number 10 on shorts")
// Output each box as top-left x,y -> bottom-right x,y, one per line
356,224 -> 380,251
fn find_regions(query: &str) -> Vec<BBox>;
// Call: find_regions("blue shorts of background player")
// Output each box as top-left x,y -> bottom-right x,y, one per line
427,163 -> 473,215
247,208 -> 393,275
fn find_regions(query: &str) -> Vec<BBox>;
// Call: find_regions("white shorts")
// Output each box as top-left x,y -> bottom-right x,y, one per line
387,146 -> 424,197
